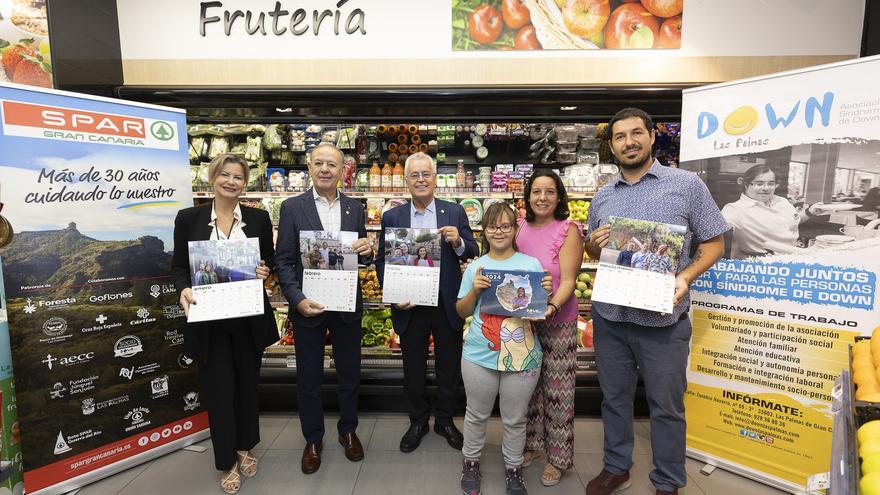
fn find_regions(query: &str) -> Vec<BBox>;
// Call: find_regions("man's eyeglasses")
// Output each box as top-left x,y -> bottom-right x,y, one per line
408,172 -> 434,181
485,224 -> 514,234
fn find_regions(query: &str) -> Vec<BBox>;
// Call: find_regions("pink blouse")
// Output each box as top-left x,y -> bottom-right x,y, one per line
515,218 -> 579,322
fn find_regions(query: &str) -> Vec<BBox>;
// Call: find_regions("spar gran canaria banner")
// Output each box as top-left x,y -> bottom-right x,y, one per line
679,56 -> 880,492
0,82 -> 208,495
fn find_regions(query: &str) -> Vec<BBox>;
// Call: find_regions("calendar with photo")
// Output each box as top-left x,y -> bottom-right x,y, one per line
300,230 -> 359,312
480,269 -> 547,319
382,228 -> 442,306
591,216 -> 687,313
186,238 -> 264,322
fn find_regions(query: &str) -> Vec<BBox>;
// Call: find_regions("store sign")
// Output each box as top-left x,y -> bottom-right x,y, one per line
0,83 -> 206,495
114,0 -> 865,86
679,55 -> 880,492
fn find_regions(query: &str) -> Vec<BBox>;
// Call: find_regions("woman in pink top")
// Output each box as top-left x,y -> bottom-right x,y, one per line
515,169 -> 583,487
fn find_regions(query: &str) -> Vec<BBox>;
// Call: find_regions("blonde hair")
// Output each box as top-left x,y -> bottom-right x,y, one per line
208,154 -> 249,183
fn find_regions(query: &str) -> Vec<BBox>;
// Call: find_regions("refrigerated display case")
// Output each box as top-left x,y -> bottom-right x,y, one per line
116,86 -> 685,414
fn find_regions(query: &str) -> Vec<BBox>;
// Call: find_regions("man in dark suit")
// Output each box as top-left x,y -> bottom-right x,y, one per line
376,152 -> 479,453
275,143 -> 373,474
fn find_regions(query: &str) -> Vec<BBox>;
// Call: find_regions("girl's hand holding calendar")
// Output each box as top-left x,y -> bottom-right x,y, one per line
470,267 -> 491,294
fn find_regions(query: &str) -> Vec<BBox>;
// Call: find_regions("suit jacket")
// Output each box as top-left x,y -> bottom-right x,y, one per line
171,203 -> 278,364
375,198 -> 478,335
275,188 -> 370,328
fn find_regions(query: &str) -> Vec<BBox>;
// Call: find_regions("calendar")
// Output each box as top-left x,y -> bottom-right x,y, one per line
590,216 -> 687,314
302,269 -> 359,312
381,227 -> 443,306
187,238 -> 265,322
480,269 -> 547,319
382,264 -> 441,306
300,230 -> 359,312
187,279 -> 265,323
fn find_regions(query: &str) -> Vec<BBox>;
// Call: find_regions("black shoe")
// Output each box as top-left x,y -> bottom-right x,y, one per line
434,423 -> 464,450
399,423 -> 429,453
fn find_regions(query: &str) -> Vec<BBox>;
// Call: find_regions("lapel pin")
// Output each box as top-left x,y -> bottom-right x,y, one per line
441,209 -> 445,214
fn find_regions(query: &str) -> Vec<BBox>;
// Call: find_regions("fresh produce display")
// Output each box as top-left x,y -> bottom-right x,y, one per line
361,308 -> 393,347
852,330 -> 880,403
576,315 -> 594,349
569,200 -> 590,223
360,267 -> 382,300
452,0 -> 682,50
574,270 -> 593,302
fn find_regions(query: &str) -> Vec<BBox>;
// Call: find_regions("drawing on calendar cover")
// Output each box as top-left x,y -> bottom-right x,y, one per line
300,231 -> 359,271
599,216 -> 686,274
188,238 -> 261,286
480,269 -> 547,319
383,228 -> 442,269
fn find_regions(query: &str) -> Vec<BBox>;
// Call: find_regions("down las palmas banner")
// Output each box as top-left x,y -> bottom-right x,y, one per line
0,82 -> 207,495
679,56 -> 880,491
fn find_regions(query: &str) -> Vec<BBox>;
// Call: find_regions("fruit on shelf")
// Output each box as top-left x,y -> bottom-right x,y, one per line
361,307 -> 392,347
514,25 -> 542,50
359,267 -> 382,300
569,200 -> 590,222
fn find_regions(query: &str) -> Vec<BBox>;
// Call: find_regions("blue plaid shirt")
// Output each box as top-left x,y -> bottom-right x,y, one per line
587,160 -> 729,327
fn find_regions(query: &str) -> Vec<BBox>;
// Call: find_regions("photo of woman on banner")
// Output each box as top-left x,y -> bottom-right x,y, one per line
721,164 -> 834,259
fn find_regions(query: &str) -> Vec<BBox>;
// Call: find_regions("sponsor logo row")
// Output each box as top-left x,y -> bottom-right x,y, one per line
22,283 -> 178,315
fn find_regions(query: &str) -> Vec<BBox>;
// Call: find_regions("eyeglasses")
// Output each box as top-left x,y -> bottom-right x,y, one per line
748,181 -> 778,188
485,224 -> 514,234
408,172 -> 434,181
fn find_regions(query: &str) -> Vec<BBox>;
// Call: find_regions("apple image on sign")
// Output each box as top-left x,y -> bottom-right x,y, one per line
604,3 -> 660,49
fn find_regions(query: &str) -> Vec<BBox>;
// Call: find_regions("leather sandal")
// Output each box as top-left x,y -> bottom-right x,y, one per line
541,462 -> 563,487
237,450 -> 258,478
220,466 -> 241,494
522,450 -> 540,468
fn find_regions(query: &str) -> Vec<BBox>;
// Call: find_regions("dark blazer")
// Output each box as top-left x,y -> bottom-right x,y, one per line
171,202 -> 278,364
275,189 -> 370,328
375,198 -> 478,335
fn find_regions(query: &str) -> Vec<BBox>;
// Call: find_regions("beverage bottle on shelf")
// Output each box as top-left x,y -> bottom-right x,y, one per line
369,161 -> 381,191
381,161 -> 393,192
456,160 -> 466,192
392,161 -> 404,190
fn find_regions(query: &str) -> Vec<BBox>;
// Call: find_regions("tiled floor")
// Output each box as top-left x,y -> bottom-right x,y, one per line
77,414 -> 789,495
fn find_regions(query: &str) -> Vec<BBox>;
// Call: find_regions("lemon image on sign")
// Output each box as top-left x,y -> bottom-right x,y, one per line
723,106 -> 759,135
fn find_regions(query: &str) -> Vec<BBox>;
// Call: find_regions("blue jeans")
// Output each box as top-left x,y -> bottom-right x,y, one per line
592,309 -> 691,491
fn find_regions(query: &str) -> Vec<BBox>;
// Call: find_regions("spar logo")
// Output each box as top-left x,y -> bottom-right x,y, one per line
0,100 -> 179,149
696,92 -> 835,140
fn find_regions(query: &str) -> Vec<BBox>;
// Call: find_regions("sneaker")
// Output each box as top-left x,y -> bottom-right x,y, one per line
460,459 -> 481,495
505,467 -> 528,495
585,469 -> 631,495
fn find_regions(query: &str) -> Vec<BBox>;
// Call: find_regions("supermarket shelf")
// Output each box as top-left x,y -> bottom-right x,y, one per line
193,190 -> 515,200
193,190 -> 592,201
366,225 -> 483,231
581,261 -> 599,270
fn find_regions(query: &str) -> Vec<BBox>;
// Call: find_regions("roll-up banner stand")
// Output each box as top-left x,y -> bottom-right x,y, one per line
680,55 -> 880,492
0,82 -> 207,495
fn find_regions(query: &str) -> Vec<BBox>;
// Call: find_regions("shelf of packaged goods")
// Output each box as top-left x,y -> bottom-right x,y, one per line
193,191 -> 515,200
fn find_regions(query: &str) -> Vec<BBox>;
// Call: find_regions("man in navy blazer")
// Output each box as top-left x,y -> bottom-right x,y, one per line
275,143 -> 374,474
375,152 -> 478,453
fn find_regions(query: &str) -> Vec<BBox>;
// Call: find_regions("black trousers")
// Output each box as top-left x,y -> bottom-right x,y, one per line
401,297 -> 462,427
199,322 -> 262,471
294,312 -> 362,444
